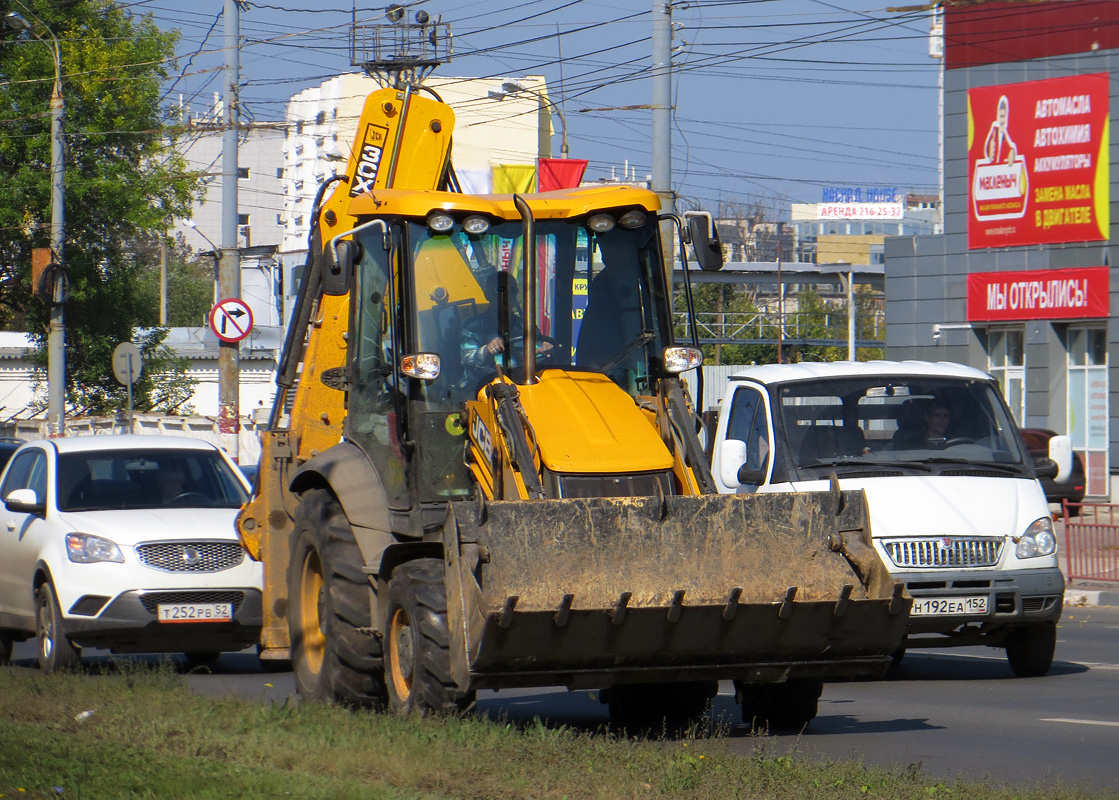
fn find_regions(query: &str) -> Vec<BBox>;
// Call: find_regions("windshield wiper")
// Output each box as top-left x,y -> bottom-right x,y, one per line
918,457 -> 1022,475
804,458 -> 932,473
598,329 -> 655,374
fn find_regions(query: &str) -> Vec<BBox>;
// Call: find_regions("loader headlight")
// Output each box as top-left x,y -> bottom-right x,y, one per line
66,533 -> 124,564
426,212 -> 455,233
1015,517 -> 1057,559
401,352 -> 441,380
618,209 -> 647,228
663,346 -> 703,373
587,214 -> 616,232
462,215 -> 490,234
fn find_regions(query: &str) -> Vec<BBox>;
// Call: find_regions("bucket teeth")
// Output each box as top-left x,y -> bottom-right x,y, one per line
722,587 -> 743,621
554,593 -> 575,627
779,586 -> 798,619
667,590 -> 686,623
889,582 -> 907,615
498,595 -> 519,629
610,592 -> 632,626
834,584 -> 854,617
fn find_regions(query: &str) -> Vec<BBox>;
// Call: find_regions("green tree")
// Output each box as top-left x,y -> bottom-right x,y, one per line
0,0 -> 200,414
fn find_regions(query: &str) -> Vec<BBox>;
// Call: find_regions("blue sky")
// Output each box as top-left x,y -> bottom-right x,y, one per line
143,0 -> 941,216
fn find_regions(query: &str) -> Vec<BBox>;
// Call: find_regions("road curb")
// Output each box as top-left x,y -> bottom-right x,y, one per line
1064,588 -> 1119,608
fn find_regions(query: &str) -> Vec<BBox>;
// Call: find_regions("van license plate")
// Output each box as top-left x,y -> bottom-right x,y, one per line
911,596 -> 988,616
157,603 -> 233,623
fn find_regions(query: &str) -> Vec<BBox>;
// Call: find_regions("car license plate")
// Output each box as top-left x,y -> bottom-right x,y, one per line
157,603 -> 233,623
911,596 -> 988,616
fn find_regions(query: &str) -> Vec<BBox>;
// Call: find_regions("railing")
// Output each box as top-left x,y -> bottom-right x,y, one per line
1064,501 -> 1119,583
674,309 -> 885,348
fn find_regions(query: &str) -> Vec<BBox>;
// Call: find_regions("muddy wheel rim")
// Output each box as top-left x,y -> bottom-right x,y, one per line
388,606 -> 414,702
297,549 -> 325,675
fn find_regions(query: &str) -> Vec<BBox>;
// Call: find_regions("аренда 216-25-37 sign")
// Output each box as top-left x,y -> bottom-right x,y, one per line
968,73 -> 1109,250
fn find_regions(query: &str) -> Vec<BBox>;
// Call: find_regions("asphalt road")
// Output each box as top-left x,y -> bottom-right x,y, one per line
8,606 -> 1119,793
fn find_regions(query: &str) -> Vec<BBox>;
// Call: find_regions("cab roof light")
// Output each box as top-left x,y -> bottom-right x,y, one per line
587,213 -> 616,233
462,215 -> 490,234
426,212 -> 454,233
618,209 -> 647,229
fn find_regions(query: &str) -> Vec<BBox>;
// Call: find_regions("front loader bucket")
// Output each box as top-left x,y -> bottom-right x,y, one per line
442,490 -> 910,691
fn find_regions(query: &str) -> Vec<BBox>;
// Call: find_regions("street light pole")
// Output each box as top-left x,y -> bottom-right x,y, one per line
499,79 -> 568,158
6,5 -> 65,436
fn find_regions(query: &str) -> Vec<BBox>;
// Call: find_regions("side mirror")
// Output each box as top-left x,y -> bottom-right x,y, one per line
1048,434 -> 1073,483
738,465 -> 767,486
686,212 -> 724,272
5,488 -> 44,515
322,239 -> 360,296
718,439 -> 748,488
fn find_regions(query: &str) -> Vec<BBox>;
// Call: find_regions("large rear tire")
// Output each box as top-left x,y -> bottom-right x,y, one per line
384,558 -> 475,716
289,488 -> 386,707
604,681 -> 717,723
1005,623 -> 1056,677
0,629 -> 13,665
36,582 -> 81,673
735,679 -> 823,732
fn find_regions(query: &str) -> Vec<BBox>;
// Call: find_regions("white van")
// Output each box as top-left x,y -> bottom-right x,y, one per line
710,360 -> 1072,676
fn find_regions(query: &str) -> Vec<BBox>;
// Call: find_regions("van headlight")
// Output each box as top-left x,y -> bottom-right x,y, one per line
1015,517 -> 1057,559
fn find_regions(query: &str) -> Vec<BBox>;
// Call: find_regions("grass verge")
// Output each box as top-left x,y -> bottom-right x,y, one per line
0,662 -> 1111,800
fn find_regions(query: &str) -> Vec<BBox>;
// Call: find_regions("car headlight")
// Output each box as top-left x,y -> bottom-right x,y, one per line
66,533 -> 124,564
1015,517 -> 1057,559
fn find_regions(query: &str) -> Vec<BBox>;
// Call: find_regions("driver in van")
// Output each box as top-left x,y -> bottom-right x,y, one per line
891,399 -> 953,450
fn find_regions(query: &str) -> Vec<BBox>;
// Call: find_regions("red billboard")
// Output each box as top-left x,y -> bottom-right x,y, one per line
968,73 -> 1110,250
966,267 -> 1110,321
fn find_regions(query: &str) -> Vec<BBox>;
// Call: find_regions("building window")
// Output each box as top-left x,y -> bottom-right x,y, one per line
988,329 -> 1025,425
316,110 -> 327,125
276,214 -> 283,225
276,167 -> 284,179
237,167 -> 249,179
1068,327 -> 1109,496
238,213 -> 250,226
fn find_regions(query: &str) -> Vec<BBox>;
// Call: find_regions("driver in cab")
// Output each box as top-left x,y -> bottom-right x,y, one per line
460,270 -> 553,387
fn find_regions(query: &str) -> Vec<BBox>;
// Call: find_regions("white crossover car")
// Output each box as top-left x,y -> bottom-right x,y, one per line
0,435 -> 263,672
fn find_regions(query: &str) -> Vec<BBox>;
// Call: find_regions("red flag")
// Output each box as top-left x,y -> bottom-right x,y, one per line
537,158 -> 588,191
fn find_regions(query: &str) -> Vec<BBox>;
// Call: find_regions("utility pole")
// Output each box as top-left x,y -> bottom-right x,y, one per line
651,0 -> 673,214
219,0 -> 241,461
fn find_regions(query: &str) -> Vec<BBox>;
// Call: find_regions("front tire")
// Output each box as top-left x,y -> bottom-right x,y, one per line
36,583 -> 80,673
289,488 -> 386,707
735,679 -> 823,732
0,629 -> 13,665
384,558 -> 475,716
1005,623 -> 1056,677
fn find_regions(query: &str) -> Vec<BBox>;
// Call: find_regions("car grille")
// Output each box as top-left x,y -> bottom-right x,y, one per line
135,541 -> 245,573
881,537 -> 1003,569
140,590 -> 245,615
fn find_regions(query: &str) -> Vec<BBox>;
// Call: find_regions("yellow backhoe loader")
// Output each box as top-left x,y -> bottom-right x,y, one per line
237,82 -> 910,728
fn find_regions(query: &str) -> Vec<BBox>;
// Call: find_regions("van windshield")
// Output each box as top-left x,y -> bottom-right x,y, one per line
774,376 -> 1030,476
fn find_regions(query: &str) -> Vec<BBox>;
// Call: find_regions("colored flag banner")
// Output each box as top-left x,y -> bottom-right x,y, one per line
968,73 -> 1110,249
492,163 -> 537,194
538,158 -> 589,191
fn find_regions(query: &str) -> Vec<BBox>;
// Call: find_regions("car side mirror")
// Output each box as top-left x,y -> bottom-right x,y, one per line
322,239 -> 360,296
687,212 -> 724,272
1048,434 -> 1072,483
737,465 -> 767,485
5,488 -> 44,515
718,439 -> 748,488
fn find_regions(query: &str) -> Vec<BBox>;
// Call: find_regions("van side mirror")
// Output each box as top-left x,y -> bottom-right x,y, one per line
322,239 -> 360,296
1034,457 -> 1058,480
1047,434 -> 1073,483
686,212 -> 724,272
718,439 -> 747,488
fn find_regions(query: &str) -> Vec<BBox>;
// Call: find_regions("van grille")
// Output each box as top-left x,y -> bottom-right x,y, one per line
882,537 -> 1003,569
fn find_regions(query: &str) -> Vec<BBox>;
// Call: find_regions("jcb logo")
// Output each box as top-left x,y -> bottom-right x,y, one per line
349,123 -> 389,196
469,409 -> 494,463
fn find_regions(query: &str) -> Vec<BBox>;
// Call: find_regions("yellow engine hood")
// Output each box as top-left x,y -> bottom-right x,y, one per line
516,370 -> 673,474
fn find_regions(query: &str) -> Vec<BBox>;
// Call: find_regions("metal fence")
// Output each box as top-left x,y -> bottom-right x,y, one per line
674,309 -> 885,348
1064,501 -> 1119,583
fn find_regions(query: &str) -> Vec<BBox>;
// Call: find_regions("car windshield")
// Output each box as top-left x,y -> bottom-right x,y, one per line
57,449 -> 249,512
773,376 -> 1030,475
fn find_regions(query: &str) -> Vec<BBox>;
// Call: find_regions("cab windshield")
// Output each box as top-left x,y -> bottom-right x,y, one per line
773,376 -> 1031,476
403,216 -> 672,403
